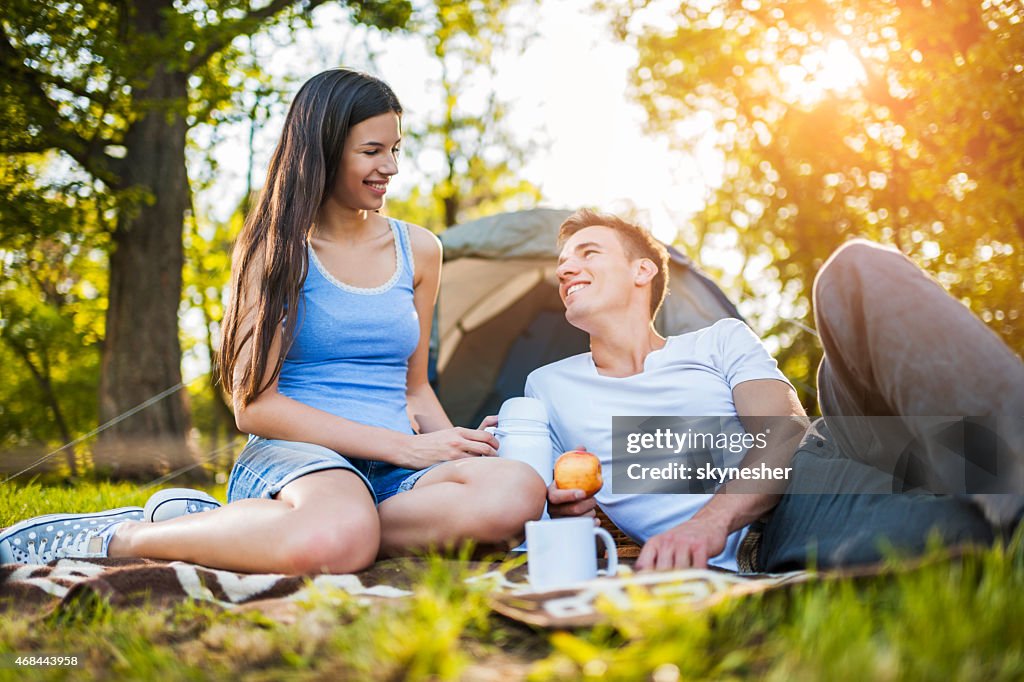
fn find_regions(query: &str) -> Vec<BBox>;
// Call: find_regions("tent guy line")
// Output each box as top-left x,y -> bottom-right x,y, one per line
1,377 -> 207,485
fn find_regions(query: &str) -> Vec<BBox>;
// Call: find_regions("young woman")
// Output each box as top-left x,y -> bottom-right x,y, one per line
0,69 -> 547,573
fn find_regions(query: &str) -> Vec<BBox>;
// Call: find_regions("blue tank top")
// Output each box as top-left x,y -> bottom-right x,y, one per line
277,218 -> 420,435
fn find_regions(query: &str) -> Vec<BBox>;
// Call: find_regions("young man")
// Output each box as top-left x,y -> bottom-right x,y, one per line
526,209 -> 1023,572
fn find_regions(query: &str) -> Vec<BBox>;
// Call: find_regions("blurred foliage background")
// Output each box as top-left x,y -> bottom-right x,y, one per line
614,0 -> 1023,402
1,0 -> 1020,478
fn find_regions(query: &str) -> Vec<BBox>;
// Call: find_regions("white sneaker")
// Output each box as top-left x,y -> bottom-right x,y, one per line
0,507 -> 143,565
144,488 -> 222,523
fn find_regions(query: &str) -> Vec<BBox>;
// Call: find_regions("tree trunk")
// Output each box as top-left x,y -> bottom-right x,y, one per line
96,1 -> 193,477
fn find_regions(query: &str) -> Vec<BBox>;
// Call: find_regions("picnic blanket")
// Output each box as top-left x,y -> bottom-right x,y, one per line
0,556 -> 811,628
0,558 -> 421,615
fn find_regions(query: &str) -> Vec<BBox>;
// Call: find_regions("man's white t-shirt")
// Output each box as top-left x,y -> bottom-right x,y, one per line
525,318 -> 792,571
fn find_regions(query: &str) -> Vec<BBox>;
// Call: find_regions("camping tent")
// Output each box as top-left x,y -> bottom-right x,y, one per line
435,208 -> 744,426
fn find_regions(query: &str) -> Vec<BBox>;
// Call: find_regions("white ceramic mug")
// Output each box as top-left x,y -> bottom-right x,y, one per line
525,517 -> 618,590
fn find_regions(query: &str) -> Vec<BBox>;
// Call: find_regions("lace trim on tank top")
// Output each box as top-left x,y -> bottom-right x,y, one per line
308,218 -> 408,295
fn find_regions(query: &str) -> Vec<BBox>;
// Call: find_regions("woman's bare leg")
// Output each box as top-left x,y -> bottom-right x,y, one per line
376,458 -> 546,556
108,469 -> 380,574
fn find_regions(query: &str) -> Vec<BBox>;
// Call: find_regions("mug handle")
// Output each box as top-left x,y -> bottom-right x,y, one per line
594,527 -> 618,578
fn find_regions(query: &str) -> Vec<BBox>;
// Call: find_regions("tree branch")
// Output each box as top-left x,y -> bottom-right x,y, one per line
0,25 -> 118,186
40,73 -> 103,103
2,335 -> 45,389
0,141 -> 58,155
186,0 -> 332,73
2,333 -> 78,462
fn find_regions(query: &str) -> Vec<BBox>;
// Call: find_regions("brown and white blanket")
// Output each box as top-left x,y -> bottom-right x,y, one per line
0,557 -> 813,628
0,558 -> 419,615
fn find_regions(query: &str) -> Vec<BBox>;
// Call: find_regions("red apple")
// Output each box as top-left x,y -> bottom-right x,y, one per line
554,449 -> 603,496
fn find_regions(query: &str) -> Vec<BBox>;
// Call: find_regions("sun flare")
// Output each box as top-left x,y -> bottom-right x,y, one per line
779,39 -> 867,104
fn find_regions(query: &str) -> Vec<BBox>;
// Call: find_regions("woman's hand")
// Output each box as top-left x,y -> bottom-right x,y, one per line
478,415 -> 498,431
400,427 -> 500,469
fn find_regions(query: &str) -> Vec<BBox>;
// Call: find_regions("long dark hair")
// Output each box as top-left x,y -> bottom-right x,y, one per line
219,68 -> 403,406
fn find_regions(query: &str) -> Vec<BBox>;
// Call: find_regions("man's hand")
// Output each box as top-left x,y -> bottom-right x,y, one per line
633,379 -> 805,571
635,516 -> 730,571
546,480 -> 598,518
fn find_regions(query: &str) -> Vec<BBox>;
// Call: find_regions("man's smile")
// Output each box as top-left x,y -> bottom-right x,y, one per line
567,283 -> 588,296
564,281 -> 590,299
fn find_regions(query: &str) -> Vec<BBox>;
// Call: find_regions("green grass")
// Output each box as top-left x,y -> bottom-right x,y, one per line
2,482 -> 1023,681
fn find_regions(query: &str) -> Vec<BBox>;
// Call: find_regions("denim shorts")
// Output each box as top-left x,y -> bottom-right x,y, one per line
227,437 -> 437,505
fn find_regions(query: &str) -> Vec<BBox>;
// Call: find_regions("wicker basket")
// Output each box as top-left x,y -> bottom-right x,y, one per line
596,508 -> 642,559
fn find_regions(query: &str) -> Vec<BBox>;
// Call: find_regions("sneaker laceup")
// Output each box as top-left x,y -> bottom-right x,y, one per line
21,528 -> 106,564
0,507 -> 143,565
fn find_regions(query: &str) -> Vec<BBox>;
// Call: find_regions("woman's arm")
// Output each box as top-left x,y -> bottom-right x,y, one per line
403,224 -> 456,434
231,322 -> 410,460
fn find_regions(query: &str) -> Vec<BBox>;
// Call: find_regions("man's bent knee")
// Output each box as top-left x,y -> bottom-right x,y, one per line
814,239 -> 903,299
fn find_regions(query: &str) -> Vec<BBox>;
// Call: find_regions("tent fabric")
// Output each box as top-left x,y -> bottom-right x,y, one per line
435,208 -> 744,426
439,208 -> 577,260
437,258 -> 553,370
